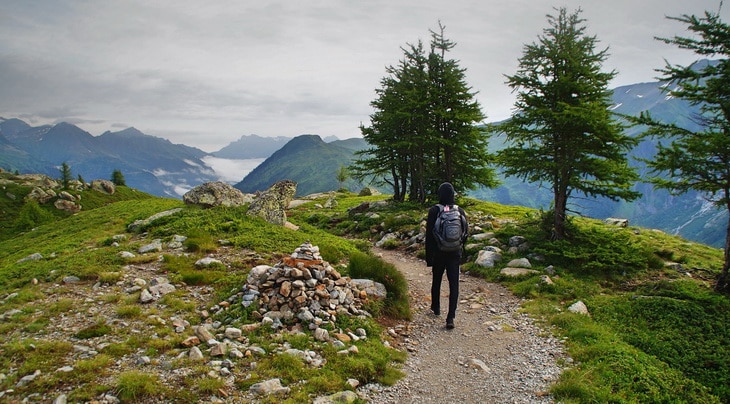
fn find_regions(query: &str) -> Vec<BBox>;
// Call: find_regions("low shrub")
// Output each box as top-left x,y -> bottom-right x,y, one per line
74,321 -> 112,339
347,251 -> 411,320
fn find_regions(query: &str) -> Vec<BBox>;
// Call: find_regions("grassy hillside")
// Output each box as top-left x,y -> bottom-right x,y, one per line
0,182 -> 728,403
291,197 -> 729,403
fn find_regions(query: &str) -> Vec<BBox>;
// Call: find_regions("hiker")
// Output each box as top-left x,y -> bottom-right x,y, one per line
425,182 -> 468,329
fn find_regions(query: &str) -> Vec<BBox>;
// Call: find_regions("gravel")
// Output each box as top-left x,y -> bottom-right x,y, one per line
361,248 -> 567,404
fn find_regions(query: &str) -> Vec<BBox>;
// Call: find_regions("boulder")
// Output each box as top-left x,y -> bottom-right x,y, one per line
127,208 -> 183,232
26,187 -> 56,204
568,300 -> 590,316
90,179 -> 116,195
183,181 -> 252,208
54,199 -> 81,213
247,180 -> 297,225
605,217 -> 629,227
359,187 -> 381,196
475,250 -> 502,268
506,258 -> 531,268
500,267 -> 539,277
250,378 -> 290,397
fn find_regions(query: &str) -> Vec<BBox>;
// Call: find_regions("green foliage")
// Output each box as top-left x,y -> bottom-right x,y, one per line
12,199 -> 54,233
59,162 -> 73,189
497,7 -> 640,240
324,338 -> 406,386
0,179 -> 160,243
550,312 -> 719,403
336,164 -> 349,191
589,285 -> 730,400
347,251 -> 411,320
74,321 -> 112,339
353,23 -> 497,203
631,9 -> 730,292
0,173 -> 727,402
526,214 -> 652,277
111,169 -> 126,186
115,305 -> 143,319
183,229 -> 218,253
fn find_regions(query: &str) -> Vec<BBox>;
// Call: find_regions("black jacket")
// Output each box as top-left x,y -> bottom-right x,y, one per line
425,182 -> 468,266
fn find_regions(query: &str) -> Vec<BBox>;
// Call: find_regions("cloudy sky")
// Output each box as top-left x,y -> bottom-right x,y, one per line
1,1 -> 727,152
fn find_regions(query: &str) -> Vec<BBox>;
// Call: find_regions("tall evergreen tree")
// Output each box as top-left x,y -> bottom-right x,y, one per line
633,7 -> 730,293
111,169 -> 126,186
497,8 -> 640,240
427,23 -> 496,198
59,162 -> 73,190
353,25 -> 497,203
353,43 -> 428,202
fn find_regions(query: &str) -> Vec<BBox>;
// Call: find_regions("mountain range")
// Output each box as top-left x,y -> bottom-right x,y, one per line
1,66 -> 727,247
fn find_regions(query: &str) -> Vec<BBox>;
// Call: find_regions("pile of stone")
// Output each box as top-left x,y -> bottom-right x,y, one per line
240,243 -> 385,335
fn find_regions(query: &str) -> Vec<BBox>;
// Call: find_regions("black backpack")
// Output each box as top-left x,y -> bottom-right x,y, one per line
433,204 -> 466,252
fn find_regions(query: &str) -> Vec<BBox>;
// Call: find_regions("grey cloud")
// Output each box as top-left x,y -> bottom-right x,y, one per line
1,0 -> 728,151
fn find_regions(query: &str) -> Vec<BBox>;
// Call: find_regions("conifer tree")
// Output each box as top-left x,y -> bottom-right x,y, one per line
59,162 -> 73,190
633,7 -> 730,292
354,24 -> 496,203
427,23 -> 496,199
111,169 -> 126,186
497,8 -> 640,240
336,165 -> 349,191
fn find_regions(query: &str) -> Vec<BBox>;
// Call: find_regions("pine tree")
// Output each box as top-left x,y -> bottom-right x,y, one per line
633,7 -> 730,293
497,8 -> 640,240
59,162 -> 73,190
353,40 -> 432,202
111,169 -> 126,186
427,23 -> 496,198
353,25 -> 497,203
336,165 -> 349,191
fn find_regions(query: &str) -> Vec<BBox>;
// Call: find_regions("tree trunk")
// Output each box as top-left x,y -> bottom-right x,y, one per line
553,188 -> 568,240
716,203 -> 730,293
391,167 -> 402,202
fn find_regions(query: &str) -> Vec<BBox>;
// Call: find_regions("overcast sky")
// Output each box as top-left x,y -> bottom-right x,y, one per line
1,1 -> 727,152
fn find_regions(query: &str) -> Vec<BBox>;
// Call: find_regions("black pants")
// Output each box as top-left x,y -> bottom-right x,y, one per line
431,252 -> 460,321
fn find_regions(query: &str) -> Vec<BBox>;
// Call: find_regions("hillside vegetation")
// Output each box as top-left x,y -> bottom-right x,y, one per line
0,176 -> 728,403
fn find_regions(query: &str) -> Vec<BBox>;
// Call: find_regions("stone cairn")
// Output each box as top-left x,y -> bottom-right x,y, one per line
240,242 -> 378,340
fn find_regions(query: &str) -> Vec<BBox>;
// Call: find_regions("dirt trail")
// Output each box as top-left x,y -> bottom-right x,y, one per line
363,248 -> 565,404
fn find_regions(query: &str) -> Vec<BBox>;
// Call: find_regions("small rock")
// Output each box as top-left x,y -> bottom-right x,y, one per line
139,289 -> 155,303
568,300 -> 590,316
249,378 -> 290,396
224,327 -> 242,339
469,358 -> 491,373
189,346 -> 205,361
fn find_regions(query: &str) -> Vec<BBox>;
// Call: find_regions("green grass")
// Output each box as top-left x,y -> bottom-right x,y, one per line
467,206 -> 728,403
0,197 -> 183,289
1,182 -> 728,403
74,320 -> 112,339
347,251 -> 411,320
115,371 -> 165,402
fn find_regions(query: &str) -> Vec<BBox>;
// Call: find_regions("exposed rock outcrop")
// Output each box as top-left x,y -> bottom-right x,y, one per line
90,179 -> 116,195
247,180 -> 297,225
182,181 -> 252,208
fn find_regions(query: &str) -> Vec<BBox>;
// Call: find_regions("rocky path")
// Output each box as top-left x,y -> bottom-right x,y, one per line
362,248 -> 566,403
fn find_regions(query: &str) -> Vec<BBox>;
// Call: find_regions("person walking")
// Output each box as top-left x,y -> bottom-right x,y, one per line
425,182 -> 468,329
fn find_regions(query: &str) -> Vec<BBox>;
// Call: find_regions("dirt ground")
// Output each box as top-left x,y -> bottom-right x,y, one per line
363,247 -> 565,404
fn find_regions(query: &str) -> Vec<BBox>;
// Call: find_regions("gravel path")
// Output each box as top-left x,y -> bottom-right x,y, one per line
362,248 -> 566,404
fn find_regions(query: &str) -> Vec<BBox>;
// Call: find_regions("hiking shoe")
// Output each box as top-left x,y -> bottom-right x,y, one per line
431,306 -> 440,316
446,319 -> 454,329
